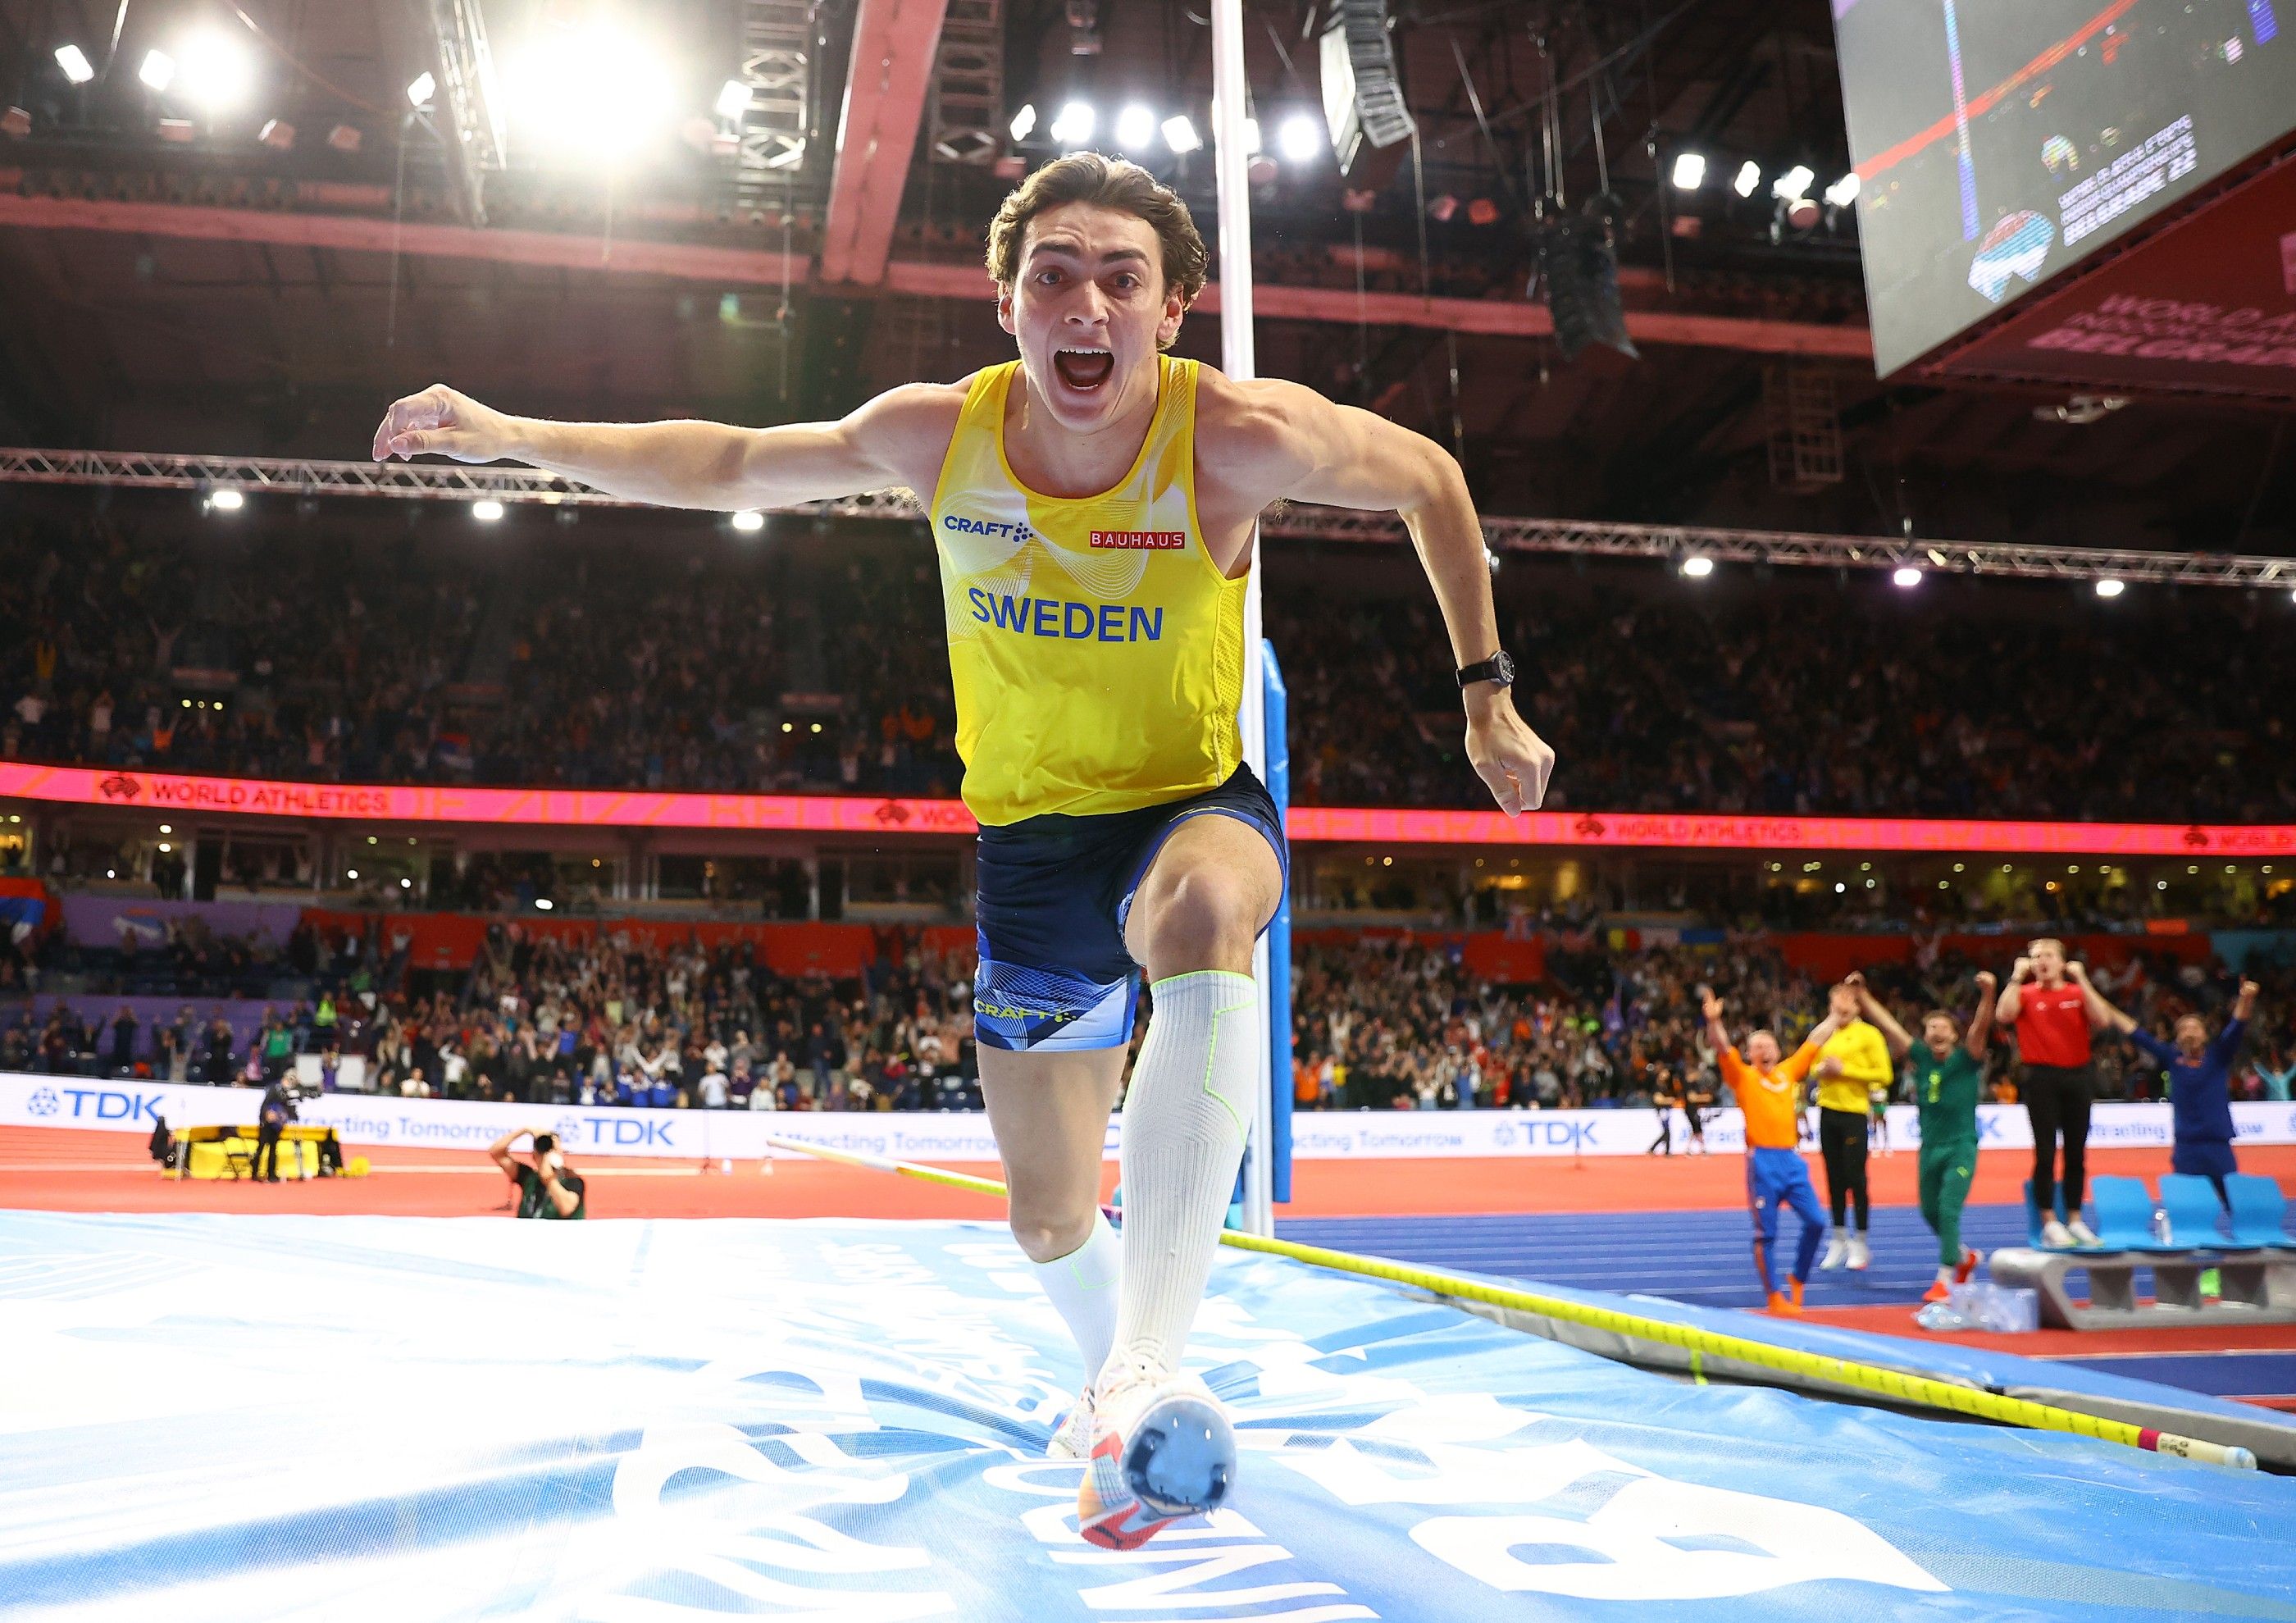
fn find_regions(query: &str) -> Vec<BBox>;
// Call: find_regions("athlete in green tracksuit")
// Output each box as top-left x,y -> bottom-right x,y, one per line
1847,971 -> 1997,1303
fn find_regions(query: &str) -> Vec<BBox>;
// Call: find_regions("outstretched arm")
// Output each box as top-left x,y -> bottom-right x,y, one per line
1700,988 -> 1731,1060
1966,970 -> 1997,1058
1845,972 -> 1911,1058
373,381 -> 963,513
1199,375 -> 1554,814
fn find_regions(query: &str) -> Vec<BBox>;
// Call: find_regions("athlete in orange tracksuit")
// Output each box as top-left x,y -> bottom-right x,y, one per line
1704,989 -> 1838,1316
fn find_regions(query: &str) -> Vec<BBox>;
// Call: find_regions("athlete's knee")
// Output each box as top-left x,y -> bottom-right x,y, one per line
1132,862 -> 1264,973
1008,1200 -> 1097,1265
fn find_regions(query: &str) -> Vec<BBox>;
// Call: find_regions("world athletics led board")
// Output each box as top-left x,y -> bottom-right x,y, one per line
5,762 -> 2293,855
1834,0 -> 2296,376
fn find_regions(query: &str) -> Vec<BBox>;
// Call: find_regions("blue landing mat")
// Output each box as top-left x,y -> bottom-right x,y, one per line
2,1211 -> 2294,1622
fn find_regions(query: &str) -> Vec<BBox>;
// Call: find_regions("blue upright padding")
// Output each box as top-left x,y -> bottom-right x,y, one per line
2157,1174 -> 2241,1251
2087,1175 -> 2174,1252
2225,1173 -> 2294,1250
2024,1178 -> 2072,1247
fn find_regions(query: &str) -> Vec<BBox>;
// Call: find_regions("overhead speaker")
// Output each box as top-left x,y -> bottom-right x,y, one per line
1320,0 -> 1414,176
1535,205 -> 1638,364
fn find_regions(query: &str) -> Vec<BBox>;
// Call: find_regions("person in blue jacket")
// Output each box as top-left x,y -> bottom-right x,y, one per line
2089,976 -> 2258,1207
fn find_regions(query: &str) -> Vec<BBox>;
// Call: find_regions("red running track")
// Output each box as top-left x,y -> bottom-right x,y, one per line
5,1124 -> 2291,1220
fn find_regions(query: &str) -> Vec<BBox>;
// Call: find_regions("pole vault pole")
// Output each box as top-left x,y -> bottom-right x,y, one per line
1210,0 -> 1273,1241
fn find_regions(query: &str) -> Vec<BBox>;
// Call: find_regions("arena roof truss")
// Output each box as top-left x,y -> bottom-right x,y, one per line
1,446 -> 2288,590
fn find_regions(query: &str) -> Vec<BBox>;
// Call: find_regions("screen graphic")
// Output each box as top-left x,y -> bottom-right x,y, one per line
1834,0 -> 2296,374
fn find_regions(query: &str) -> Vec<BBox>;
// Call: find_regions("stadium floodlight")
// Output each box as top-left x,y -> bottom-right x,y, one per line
1824,171 -> 1860,207
179,30 -> 255,110
1892,566 -> 1922,588
206,488 -> 244,512
1771,164 -> 1815,203
505,25 -> 675,162
2094,577 -> 2125,598
407,71 -> 437,108
714,79 -> 749,121
138,48 -> 175,92
1161,114 -> 1201,153
472,499 -> 506,522
1732,159 -> 1760,198
1670,151 -> 1706,191
1114,103 -> 1155,150
730,509 -> 766,532
1277,112 -> 1323,162
1009,103 -> 1036,142
1049,101 -> 1095,146
1241,116 -> 1261,155
54,44 -> 95,85
535,897 -> 554,911
1679,554 -> 1714,578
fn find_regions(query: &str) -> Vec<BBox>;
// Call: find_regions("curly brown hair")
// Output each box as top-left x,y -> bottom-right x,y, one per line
985,153 -> 1210,333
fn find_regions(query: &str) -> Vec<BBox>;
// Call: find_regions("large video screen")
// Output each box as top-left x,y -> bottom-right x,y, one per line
1834,0 -> 2296,376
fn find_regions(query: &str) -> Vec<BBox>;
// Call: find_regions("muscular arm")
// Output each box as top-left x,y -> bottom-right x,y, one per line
487,1125 -> 529,1178
1848,975 -> 1912,1057
374,381 -> 963,512
1966,972 -> 1997,1059
1196,374 -> 1554,813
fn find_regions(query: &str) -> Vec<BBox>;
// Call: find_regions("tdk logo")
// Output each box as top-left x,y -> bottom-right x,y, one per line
36,1087 -> 166,1123
578,1117 -> 676,1148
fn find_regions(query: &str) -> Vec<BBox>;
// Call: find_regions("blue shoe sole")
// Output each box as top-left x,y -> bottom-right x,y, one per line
1121,1389 -> 1237,1519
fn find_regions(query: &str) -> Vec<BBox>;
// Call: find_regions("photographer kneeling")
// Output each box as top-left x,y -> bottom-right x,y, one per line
487,1126 -> 586,1220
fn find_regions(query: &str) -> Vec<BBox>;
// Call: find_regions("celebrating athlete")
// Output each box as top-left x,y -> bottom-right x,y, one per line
1702,987 -> 1837,1316
1848,972 -> 1995,1303
372,153 -> 1554,1551
1994,940 -> 2107,1247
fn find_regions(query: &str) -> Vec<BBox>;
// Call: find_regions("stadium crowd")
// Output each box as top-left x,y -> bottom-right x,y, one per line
7,512 -> 2296,822
11,918 -> 2290,1120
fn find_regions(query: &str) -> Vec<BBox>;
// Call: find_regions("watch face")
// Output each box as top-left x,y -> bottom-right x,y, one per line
1492,651 -> 1516,685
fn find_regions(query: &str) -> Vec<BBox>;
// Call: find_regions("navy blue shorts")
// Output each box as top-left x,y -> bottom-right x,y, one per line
972,764 -> 1287,1052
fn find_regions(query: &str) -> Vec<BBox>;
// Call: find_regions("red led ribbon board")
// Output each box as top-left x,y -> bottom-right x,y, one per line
7,762 -> 2294,856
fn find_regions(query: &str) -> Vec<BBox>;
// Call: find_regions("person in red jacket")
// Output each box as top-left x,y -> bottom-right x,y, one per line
1993,938 -> 2110,1247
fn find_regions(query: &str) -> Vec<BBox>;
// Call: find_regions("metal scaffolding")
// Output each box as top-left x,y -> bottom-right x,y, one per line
1,446 -> 2287,590
926,0 -> 1003,165
728,0 -> 817,217
422,0 -> 507,227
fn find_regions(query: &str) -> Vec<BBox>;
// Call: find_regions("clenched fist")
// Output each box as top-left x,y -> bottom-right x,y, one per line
373,385 -> 522,463
1465,691 -> 1556,815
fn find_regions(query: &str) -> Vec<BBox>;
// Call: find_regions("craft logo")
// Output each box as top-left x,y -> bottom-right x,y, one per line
1088,530 -> 1185,549
98,773 -> 142,802
27,1086 -> 60,1116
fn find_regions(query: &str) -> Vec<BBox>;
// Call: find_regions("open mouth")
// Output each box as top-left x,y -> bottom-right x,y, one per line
1052,347 -> 1114,391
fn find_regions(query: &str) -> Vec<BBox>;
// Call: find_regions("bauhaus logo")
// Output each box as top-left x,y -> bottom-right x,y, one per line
1088,530 -> 1185,549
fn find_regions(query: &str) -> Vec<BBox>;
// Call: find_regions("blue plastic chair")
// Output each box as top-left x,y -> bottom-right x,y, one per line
2224,1174 -> 2294,1250
2088,1175 -> 2179,1252
2157,1174 -> 2243,1251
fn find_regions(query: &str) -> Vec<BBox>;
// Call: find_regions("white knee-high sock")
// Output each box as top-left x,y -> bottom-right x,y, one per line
1032,1210 -> 1122,1381
1104,969 -> 1259,1385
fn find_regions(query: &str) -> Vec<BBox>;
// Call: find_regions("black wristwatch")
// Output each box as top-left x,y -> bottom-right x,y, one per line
1456,650 -> 1516,691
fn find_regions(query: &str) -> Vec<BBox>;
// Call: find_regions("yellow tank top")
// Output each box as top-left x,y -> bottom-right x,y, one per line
928,356 -> 1246,826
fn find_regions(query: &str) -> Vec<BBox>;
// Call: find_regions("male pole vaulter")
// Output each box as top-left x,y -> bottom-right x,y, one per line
376,153 -> 1554,1550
